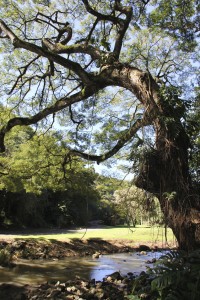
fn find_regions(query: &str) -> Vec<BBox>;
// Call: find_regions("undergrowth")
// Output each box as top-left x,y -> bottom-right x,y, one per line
128,249 -> 200,300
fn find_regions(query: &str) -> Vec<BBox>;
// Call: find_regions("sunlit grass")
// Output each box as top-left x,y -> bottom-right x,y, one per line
8,225 -> 176,246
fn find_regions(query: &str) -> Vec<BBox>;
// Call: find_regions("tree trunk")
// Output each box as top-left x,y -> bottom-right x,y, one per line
109,65 -> 200,251
135,106 -> 200,250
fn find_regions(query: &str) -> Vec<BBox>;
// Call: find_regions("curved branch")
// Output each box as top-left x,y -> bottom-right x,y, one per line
0,19 -> 91,85
0,85 -> 105,152
82,0 -> 120,24
55,23 -> 72,44
82,0 -> 133,60
43,42 -> 106,60
0,19 -> 18,41
71,115 -> 151,164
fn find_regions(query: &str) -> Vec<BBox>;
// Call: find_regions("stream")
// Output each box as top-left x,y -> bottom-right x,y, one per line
0,251 -> 165,285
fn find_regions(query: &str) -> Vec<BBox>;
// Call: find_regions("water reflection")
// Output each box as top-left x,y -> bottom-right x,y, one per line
0,251 -> 164,285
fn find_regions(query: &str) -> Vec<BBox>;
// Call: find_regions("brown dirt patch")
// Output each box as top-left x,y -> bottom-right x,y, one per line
0,237 -> 172,261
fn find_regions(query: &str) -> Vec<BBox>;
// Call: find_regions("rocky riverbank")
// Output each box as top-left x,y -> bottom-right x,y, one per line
0,272 -> 138,300
0,238 -> 174,300
0,238 -> 165,260
0,270 -> 153,300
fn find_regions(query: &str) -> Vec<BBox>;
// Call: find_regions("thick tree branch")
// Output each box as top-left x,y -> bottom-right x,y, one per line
42,42 -> 106,60
82,0 -> 120,24
0,19 -> 18,41
71,115 -> 151,164
113,1 -> 133,59
0,85 -> 105,152
0,20 -> 91,85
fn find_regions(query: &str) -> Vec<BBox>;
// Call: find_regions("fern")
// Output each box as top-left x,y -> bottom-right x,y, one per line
151,272 -> 173,290
150,250 -> 200,300
128,250 -> 200,300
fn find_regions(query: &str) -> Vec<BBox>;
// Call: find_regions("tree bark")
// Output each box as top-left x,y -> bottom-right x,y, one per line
134,82 -> 200,250
136,146 -> 200,250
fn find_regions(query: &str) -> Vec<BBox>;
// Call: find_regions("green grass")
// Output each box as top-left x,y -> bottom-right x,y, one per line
11,225 -> 177,246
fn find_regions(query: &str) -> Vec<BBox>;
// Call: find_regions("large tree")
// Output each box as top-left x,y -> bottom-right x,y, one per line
0,0 -> 199,250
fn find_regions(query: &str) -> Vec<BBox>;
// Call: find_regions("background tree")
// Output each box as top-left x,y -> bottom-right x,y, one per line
95,175 -> 128,225
0,0 -> 199,250
114,186 -> 162,227
0,114 -> 100,227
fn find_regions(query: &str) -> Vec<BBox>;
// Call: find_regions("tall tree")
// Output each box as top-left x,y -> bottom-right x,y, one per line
0,0 -> 199,250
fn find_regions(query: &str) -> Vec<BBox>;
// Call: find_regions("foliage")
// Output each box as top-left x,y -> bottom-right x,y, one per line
0,124 -> 100,228
148,0 -> 199,51
95,175 -> 128,225
0,113 -> 101,227
114,186 -> 163,226
0,185 -> 100,228
127,296 -> 140,300
150,250 -> 200,300
128,250 -> 200,300
1,129 -> 89,193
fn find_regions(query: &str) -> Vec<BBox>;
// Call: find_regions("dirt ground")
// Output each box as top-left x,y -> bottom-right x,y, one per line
0,237 -> 161,260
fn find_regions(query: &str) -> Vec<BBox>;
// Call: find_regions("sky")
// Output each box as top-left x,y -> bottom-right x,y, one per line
92,160 -> 134,181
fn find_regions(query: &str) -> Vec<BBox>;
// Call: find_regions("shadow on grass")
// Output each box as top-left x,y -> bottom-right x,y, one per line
0,227 -> 82,236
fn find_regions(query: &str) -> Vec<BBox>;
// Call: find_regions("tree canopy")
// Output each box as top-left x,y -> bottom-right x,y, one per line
0,0 -> 198,160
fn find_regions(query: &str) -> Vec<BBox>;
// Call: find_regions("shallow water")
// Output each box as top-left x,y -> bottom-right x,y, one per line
0,251 -> 165,285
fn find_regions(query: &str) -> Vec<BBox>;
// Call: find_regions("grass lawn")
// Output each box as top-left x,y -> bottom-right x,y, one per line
9,225 -> 177,246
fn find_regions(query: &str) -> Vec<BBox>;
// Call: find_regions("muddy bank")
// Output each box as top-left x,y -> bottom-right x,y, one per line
0,239 -> 129,260
0,237 -> 172,260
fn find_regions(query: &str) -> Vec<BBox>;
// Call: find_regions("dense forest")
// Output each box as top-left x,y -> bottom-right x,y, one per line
0,125 -> 161,228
